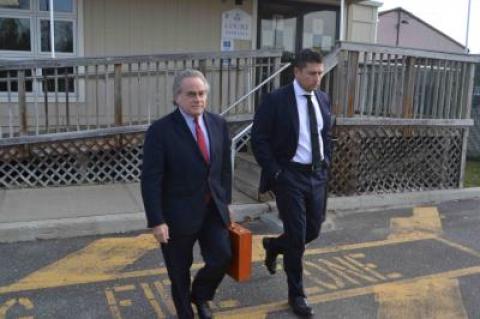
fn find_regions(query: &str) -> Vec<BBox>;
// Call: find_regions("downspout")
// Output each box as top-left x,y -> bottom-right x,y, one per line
340,0 -> 345,41
395,9 -> 400,46
49,0 -> 55,58
465,0 -> 471,53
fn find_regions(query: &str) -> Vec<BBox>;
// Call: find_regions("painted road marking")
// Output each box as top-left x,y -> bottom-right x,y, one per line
1,206 -> 480,319
0,298 -> 33,319
215,266 -> 480,318
378,206 -> 468,319
1,236 -> 479,319
389,206 -> 443,239
375,278 -> 468,319
0,234 -> 433,294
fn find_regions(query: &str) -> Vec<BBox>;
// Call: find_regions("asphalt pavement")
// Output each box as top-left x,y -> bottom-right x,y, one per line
0,197 -> 480,318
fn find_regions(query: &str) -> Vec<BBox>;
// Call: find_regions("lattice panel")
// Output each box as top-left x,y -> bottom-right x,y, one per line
0,133 -> 144,188
329,126 -> 464,196
0,126 -> 466,195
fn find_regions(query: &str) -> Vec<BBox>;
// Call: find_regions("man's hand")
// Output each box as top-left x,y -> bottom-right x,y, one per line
152,223 -> 169,244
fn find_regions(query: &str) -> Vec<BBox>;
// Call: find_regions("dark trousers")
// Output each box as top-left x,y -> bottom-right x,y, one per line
161,203 -> 232,319
271,166 -> 327,299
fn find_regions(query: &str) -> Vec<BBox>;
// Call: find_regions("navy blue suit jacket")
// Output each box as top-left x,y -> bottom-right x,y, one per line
141,108 -> 232,236
251,83 -> 333,193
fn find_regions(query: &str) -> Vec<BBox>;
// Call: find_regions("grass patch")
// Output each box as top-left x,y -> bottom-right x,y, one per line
465,160 -> 480,187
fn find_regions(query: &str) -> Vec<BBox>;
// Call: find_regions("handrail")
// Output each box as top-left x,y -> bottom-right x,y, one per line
221,44 -> 342,117
339,41 -> 480,63
0,125 -> 149,147
0,49 -> 283,70
220,62 -> 291,116
231,122 -> 253,188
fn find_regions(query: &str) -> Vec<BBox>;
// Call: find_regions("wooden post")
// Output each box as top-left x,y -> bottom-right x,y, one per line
18,70 -> 27,136
114,63 -> 123,126
402,57 -> 416,119
458,63 -> 476,188
64,68 -> 70,127
198,59 -> 207,75
346,51 -> 359,117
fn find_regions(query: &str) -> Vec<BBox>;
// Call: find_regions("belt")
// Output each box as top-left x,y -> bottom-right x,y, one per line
287,161 -> 325,173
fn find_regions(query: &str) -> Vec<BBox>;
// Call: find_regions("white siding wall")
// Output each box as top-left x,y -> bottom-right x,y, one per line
83,0 -> 254,56
347,2 -> 380,43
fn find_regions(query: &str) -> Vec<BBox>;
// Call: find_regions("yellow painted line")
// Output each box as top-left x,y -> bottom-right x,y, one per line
434,236 -> 480,259
215,266 -> 480,318
105,288 -> 123,319
389,206 -> 443,239
375,278 -> 468,319
0,234 -> 158,293
0,233 -> 436,294
381,206 -> 468,319
217,300 -> 240,309
140,283 -> 165,318
305,233 -> 436,255
0,298 -> 33,319
153,281 -> 176,316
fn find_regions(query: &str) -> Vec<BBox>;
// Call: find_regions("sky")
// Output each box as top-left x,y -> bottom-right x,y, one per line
379,0 -> 480,54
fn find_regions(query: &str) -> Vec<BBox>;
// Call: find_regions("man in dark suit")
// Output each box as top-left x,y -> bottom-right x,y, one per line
141,69 -> 232,319
251,49 -> 332,317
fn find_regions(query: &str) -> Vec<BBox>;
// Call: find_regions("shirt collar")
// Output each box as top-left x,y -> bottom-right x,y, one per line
178,107 -> 203,124
293,79 -> 314,97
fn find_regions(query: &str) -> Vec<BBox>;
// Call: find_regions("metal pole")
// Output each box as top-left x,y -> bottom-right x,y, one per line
465,0 -> 472,53
396,10 -> 401,46
340,0 -> 345,41
49,0 -> 55,58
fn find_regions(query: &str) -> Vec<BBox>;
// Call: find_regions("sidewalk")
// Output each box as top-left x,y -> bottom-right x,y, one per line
1,183 -> 480,242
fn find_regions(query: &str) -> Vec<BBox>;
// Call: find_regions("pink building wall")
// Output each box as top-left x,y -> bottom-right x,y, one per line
377,9 -> 465,53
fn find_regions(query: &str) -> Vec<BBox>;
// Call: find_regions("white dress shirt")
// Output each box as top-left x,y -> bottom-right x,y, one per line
292,79 -> 325,164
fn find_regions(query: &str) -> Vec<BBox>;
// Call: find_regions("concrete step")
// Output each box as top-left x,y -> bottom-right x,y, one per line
235,152 -> 261,176
234,167 -> 260,201
234,165 -> 274,202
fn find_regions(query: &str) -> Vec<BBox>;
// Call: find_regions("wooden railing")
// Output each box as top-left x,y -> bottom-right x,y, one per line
329,42 -> 479,119
0,49 -> 282,138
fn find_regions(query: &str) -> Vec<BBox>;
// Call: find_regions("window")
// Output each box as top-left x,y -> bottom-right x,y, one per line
39,0 -> 73,12
0,0 -> 76,57
0,0 -> 30,10
0,17 -> 31,51
42,67 -> 74,93
40,19 -> 73,53
0,0 -> 78,96
0,70 -> 33,92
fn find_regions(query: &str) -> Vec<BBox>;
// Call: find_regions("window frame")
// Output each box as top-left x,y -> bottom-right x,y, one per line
0,0 -> 82,102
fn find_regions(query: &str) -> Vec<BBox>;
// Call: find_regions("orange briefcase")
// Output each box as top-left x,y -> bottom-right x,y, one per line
227,222 -> 252,282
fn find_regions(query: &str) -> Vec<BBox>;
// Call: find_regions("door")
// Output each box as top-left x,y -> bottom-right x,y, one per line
258,0 -> 339,54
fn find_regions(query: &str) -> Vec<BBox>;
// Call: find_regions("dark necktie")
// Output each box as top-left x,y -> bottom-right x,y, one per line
194,117 -> 210,164
304,94 -> 322,169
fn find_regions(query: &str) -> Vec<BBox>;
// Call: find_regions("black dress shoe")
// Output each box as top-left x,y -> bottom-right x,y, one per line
289,297 -> 314,317
194,301 -> 213,319
262,237 -> 277,275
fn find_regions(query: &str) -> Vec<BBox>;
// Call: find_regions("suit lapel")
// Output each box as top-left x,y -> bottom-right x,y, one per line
314,90 -> 329,132
172,108 -> 208,165
286,84 -> 300,141
203,112 -> 215,165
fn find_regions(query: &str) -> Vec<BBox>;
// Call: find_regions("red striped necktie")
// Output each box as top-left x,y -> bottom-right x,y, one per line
194,117 -> 210,164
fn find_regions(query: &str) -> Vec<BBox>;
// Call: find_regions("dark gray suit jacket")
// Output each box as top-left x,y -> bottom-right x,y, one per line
141,109 -> 232,235
251,83 -> 333,193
